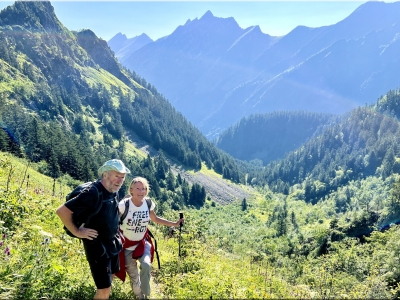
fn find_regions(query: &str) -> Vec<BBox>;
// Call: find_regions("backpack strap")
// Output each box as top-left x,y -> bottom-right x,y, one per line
144,198 -> 160,269
146,197 -> 152,211
147,228 -> 160,269
85,181 -> 103,226
119,198 -> 130,225
120,197 -> 152,225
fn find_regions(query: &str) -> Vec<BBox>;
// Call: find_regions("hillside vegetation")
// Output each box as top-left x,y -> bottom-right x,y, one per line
244,91 -> 400,201
2,151 -> 400,299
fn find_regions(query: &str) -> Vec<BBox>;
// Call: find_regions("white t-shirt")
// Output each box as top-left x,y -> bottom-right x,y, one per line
118,197 -> 155,250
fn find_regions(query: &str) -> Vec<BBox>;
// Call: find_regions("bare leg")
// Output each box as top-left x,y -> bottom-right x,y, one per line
93,287 -> 111,299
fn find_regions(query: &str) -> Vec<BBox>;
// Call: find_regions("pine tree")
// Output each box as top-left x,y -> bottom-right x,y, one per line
241,198 -> 248,211
48,148 -> 61,179
0,128 -> 9,151
176,173 -> 182,186
156,150 -> 168,180
181,180 -> 190,204
25,117 -> 45,162
166,171 -> 175,192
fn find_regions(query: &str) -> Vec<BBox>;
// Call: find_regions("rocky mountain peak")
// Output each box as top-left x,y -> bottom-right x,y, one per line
0,1 -> 64,33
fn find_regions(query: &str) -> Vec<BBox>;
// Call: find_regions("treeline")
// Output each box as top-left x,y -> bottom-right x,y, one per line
1,105 -> 114,181
248,90 -> 400,203
215,111 -> 334,165
0,102 -> 207,209
0,1 -> 243,184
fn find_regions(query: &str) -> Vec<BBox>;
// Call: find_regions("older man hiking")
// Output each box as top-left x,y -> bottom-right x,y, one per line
56,159 -> 130,299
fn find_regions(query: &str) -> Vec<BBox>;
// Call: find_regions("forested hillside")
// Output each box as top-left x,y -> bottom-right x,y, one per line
247,90 -> 400,205
0,1 -> 243,190
215,111 -> 334,165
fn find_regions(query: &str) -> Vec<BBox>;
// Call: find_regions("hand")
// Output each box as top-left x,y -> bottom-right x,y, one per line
175,218 -> 184,227
77,223 -> 98,240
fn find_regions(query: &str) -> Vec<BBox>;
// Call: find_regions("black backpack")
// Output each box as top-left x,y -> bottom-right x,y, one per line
63,181 -> 104,238
119,197 -> 160,268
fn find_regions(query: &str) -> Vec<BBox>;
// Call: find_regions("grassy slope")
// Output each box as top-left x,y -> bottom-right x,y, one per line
0,151 -> 304,298
2,150 -> 400,298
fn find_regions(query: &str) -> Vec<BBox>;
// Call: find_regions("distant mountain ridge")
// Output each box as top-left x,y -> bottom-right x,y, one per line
109,10 -> 278,133
109,2 -> 400,139
108,32 -> 153,63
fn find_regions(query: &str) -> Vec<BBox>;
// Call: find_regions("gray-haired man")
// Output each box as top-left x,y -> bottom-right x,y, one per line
56,159 -> 130,300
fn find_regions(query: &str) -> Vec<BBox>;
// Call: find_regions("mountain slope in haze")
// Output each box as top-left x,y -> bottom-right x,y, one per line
115,1 -> 400,138
210,3 -> 400,133
215,111 -> 335,165
116,10 -> 278,129
108,32 -> 153,63
0,1 -> 244,188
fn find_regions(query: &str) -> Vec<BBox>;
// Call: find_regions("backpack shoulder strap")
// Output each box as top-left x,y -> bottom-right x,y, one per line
119,198 -> 130,225
119,197 -> 152,225
147,228 -> 160,269
145,197 -> 152,212
144,197 -> 160,269
85,181 -> 103,225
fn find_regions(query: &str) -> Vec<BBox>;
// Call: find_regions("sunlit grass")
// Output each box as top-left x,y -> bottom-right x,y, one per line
125,141 -> 147,160
78,66 -> 133,108
199,162 -> 221,178
0,63 -> 35,97
2,151 -> 400,298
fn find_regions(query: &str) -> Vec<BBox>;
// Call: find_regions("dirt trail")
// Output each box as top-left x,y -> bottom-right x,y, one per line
126,131 -> 253,204
172,165 -> 252,204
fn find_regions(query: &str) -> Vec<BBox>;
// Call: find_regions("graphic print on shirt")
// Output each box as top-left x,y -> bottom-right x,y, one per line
126,210 -> 149,233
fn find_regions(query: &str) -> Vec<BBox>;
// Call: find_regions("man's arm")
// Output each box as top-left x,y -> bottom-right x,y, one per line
56,204 -> 99,240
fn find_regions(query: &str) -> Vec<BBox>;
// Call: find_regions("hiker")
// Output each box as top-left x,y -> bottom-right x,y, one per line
116,176 -> 183,299
56,159 -> 130,300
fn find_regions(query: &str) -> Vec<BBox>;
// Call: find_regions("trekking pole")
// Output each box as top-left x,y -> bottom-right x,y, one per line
179,212 -> 184,257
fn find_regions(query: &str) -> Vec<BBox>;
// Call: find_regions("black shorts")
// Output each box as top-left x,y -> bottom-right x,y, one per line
87,253 -> 120,289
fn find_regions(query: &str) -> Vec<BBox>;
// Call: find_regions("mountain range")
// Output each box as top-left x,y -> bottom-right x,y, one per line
109,2 -> 400,138
2,0 -> 400,196
108,32 -> 153,63
0,1 -> 243,188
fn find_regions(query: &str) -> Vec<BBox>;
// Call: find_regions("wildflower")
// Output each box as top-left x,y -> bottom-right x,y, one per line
2,234 -> 6,239
0,241 -> 3,247
41,237 -> 50,245
39,230 -> 52,238
4,247 -> 10,255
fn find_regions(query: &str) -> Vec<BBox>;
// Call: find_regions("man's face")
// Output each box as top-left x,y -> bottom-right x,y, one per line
102,170 -> 126,193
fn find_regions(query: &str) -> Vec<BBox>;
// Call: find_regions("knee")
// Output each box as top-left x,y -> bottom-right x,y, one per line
141,261 -> 152,273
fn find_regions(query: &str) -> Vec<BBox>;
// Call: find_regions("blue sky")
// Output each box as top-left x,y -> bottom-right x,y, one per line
0,1 -> 366,41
